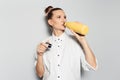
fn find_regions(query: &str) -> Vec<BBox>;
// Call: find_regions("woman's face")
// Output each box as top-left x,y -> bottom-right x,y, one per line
48,10 -> 67,31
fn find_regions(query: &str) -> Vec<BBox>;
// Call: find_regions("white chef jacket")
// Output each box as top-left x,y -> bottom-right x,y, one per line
35,32 -> 98,80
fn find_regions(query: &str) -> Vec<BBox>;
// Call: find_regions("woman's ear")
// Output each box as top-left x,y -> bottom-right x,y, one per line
48,19 -> 53,26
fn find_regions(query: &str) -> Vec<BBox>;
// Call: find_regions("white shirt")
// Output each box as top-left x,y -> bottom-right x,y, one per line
35,32 -> 97,80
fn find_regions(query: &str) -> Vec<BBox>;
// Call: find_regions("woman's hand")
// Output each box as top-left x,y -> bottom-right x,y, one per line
70,29 -> 86,45
37,42 -> 48,56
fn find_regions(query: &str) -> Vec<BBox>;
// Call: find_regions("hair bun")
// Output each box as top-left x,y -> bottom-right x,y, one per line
44,6 -> 53,14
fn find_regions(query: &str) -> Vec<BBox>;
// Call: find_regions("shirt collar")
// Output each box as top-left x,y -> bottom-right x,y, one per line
52,32 -> 66,42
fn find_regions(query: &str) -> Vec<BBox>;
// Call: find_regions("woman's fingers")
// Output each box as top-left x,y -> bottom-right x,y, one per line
37,42 -> 48,54
70,29 -> 85,42
70,29 -> 79,38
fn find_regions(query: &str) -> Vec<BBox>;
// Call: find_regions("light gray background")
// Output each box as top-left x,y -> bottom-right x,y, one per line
0,0 -> 120,80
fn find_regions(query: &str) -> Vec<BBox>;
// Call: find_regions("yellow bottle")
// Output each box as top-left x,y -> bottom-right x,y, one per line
65,22 -> 89,35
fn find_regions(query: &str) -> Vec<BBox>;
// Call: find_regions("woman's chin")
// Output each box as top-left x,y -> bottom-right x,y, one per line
55,26 -> 66,31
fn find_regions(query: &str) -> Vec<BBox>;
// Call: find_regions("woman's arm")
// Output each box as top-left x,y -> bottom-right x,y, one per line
36,54 -> 45,78
36,42 -> 48,77
78,38 -> 97,68
71,30 -> 97,68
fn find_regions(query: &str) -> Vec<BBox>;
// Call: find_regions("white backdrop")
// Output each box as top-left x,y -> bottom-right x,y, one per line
0,0 -> 120,80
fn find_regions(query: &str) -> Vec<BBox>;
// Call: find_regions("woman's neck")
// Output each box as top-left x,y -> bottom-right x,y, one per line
52,29 -> 64,37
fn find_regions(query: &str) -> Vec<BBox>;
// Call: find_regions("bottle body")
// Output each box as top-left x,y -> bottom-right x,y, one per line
65,22 -> 89,35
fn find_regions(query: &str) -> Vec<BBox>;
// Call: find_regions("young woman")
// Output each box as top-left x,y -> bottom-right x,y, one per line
36,6 -> 98,80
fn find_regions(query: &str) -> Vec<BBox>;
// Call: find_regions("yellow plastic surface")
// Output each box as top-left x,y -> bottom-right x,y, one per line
65,22 -> 89,35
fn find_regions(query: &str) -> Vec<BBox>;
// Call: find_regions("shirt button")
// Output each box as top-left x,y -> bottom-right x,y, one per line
58,76 -> 60,78
58,64 -> 60,66
58,38 -> 60,40
58,45 -> 60,47
57,54 -> 60,56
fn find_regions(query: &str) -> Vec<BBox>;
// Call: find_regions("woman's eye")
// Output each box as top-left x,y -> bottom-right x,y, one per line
64,16 -> 66,19
57,16 -> 66,19
57,16 -> 61,18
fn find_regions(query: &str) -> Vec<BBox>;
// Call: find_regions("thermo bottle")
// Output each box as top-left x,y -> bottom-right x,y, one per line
65,22 -> 89,35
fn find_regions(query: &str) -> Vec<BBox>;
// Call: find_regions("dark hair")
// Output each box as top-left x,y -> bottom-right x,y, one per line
44,6 -> 63,20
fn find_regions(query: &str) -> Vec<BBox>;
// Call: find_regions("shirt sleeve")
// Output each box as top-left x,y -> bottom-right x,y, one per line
80,50 -> 98,71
